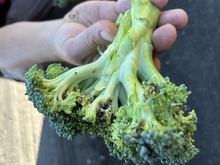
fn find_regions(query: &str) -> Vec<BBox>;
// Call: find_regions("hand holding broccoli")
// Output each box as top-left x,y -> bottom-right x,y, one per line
0,0 -> 187,70
54,0 -> 188,67
25,0 -> 198,165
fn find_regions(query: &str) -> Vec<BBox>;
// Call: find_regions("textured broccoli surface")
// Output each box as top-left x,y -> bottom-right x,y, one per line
25,0 -> 199,164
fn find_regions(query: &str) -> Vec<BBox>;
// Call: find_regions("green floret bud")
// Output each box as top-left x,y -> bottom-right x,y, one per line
45,63 -> 69,79
25,64 -> 79,115
25,0 -> 199,164
25,65 -> 50,115
107,80 -> 199,165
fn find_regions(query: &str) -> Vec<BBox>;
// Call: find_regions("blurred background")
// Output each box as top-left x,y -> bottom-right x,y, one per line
1,0 -> 220,165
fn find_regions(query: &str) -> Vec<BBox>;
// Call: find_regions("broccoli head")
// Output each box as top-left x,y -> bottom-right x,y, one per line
25,0 -> 199,164
107,78 -> 198,165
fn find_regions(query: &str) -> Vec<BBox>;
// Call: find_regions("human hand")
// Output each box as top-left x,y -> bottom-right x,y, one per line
54,0 -> 188,68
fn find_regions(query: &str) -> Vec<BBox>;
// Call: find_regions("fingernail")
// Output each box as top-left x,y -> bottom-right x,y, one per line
100,30 -> 114,42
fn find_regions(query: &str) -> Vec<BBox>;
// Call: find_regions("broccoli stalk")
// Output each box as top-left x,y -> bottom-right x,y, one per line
25,0 -> 199,164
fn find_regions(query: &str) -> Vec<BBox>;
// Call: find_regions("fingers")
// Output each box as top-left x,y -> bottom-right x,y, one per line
116,0 -> 168,11
64,1 -> 125,27
153,56 -> 161,70
60,20 -> 117,66
152,9 -> 188,54
150,0 -> 168,9
152,23 -> 177,54
115,0 -> 131,14
159,9 -> 188,30
64,0 -> 168,27
61,0 -> 188,65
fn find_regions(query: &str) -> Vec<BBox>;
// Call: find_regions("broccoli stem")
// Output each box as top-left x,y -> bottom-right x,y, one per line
116,0 -> 161,104
138,42 -> 165,84
82,0 -> 162,121
118,39 -> 144,104
42,54 -> 108,96
41,0 -> 161,122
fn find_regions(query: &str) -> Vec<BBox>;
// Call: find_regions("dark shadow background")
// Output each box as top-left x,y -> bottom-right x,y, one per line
37,0 -> 220,165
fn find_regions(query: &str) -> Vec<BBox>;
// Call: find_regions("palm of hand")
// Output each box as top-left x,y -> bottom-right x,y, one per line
55,1 -> 130,66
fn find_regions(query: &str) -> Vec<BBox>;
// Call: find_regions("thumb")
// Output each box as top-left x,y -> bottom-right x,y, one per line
60,20 -> 117,66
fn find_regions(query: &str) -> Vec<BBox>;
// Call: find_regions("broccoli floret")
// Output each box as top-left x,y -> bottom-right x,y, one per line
25,63 -> 113,138
25,0 -> 199,164
107,78 -> 198,165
